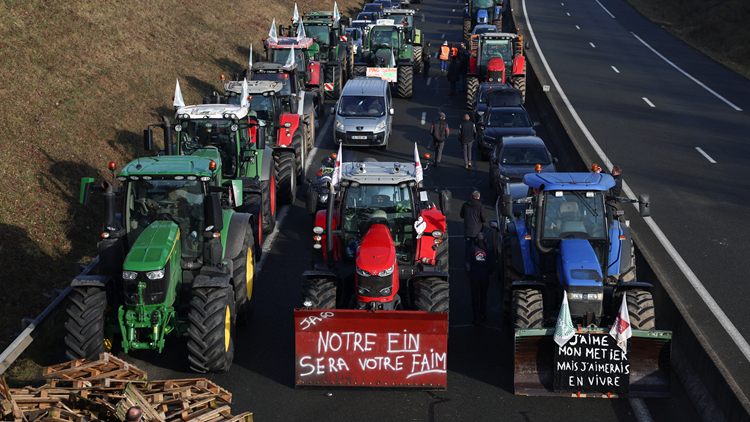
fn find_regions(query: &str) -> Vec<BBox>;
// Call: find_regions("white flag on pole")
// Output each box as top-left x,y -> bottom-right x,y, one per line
553,291 -> 576,347
249,44 -> 253,69
173,79 -> 185,108
269,18 -> 278,44
331,144 -> 343,187
293,3 -> 300,24
297,19 -> 306,41
285,45 -> 296,68
240,78 -> 249,108
414,142 -> 423,184
333,2 -> 341,24
610,293 -> 633,352
390,49 -> 396,67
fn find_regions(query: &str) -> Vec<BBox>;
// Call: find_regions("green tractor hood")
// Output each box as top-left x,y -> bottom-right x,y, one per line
124,221 -> 180,272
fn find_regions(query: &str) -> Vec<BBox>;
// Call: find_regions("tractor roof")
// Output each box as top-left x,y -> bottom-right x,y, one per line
383,9 -> 415,16
523,172 -> 615,191
341,161 -> 420,184
480,32 -> 518,41
224,80 -> 282,95
252,62 -> 297,73
303,11 -> 335,20
176,104 -> 248,120
265,37 -> 314,49
117,156 -> 216,178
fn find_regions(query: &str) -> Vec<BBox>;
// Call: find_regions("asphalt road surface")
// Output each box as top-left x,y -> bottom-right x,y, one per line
110,0 -> 713,420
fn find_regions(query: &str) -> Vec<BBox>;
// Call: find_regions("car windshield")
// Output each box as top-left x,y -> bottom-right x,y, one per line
339,96 -> 386,116
126,179 -> 205,260
376,0 -> 393,7
541,191 -> 606,240
501,146 -> 550,165
306,25 -> 330,45
486,110 -> 531,127
480,39 -> 512,63
254,73 -> 292,96
342,183 -> 415,262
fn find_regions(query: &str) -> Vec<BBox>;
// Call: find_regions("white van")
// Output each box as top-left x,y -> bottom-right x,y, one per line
331,78 -> 394,149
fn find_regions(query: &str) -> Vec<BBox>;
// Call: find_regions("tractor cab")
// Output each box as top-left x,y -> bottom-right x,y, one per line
474,33 -> 516,76
264,37 -> 315,75
365,23 -> 406,66
382,10 -> 416,42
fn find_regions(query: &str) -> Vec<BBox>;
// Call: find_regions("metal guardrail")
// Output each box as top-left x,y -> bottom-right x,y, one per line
0,257 -> 99,375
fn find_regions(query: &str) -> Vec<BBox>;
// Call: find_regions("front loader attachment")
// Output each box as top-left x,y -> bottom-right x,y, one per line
294,309 -> 448,388
514,328 -> 671,398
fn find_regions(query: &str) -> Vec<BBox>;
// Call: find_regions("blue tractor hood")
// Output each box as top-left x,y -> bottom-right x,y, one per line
477,9 -> 489,24
523,172 -> 615,191
558,238 -> 603,288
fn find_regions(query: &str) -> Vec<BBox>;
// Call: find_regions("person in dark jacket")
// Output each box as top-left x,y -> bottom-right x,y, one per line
429,112 -> 450,167
610,165 -> 623,197
460,190 -> 487,270
469,232 -> 495,325
459,43 -> 469,92
423,40 -> 431,78
447,56 -> 461,96
459,114 -> 477,168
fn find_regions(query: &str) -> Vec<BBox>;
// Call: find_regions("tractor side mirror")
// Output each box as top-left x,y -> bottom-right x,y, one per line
80,177 -> 95,205
143,128 -> 153,151
331,106 -> 336,115
204,194 -> 224,234
439,189 -> 452,215
501,194 -> 513,217
279,24 -> 286,37
533,121 -> 540,127
639,194 -> 650,217
256,126 -> 266,150
231,179 -> 243,208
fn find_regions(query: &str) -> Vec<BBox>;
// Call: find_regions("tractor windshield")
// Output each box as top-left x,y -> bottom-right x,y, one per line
388,14 -> 413,27
269,48 -> 307,73
306,25 -> 331,46
370,27 -> 399,50
480,39 -> 512,65
254,72 -> 293,96
341,183 -> 415,262
178,119 -> 239,178
472,0 -> 494,11
540,191 -> 606,240
125,179 -> 206,260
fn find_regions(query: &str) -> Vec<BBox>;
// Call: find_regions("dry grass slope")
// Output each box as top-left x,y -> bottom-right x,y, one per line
0,0 -> 364,381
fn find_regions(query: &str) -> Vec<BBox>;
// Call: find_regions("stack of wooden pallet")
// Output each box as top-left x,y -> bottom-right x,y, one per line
0,354 -> 252,422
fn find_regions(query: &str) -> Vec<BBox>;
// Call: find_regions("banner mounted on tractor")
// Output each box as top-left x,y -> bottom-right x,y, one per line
294,309 -> 448,388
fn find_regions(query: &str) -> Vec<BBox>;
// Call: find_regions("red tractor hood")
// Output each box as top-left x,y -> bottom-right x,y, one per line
356,224 -> 396,274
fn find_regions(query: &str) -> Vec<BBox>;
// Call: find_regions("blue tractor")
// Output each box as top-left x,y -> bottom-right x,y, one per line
496,172 -> 653,329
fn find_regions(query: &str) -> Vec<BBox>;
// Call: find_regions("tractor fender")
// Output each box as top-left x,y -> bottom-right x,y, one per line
308,61 -> 321,85
618,221 -> 634,275
510,279 -> 546,292
463,6 -> 469,17
71,274 -> 112,288
193,274 -> 233,289
410,271 -> 449,283
277,113 -> 303,147
260,146 -> 274,181
302,269 -> 342,283
303,92 -> 316,117
224,213 -> 252,261
314,209 -> 341,262
512,55 -> 525,77
511,219 -> 534,275
327,60 -> 342,68
613,281 -> 653,296
416,208 -> 447,261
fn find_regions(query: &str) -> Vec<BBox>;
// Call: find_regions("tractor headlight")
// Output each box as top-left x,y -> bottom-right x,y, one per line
375,120 -> 386,131
320,193 -> 329,203
432,230 -> 443,238
146,269 -> 165,280
122,271 -> 137,280
377,264 -> 395,277
379,286 -> 392,296
356,267 -> 370,277
568,292 -> 602,301
313,226 -> 325,234
358,286 -> 371,295
335,119 -> 345,131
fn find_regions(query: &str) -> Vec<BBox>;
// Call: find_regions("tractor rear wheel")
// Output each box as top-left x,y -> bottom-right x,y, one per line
626,290 -> 656,330
413,278 -> 450,313
463,19 -> 471,44
261,176 -> 276,234
187,286 -> 236,373
466,76 -> 479,110
233,228 -> 256,326
305,108 -> 316,152
493,19 -> 502,33
302,278 -> 336,309
511,62 -> 527,103
413,46 -> 423,75
397,65 -> 413,98
353,64 -> 367,78
325,65 -> 342,100
347,48 -> 354,80
305,188 -> 319,216
434,230 -> 449,273
64,287 -> 107,361
274,151 -> 296,205
293,134 -> 304,183
512,289 -> 544,328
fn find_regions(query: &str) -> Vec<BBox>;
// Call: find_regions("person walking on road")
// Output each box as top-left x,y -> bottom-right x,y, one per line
610,165 -> 623,197
423,40 -> 432,78
469,232 -> 495,325
430,112 -> 450,167
460,190 -> 487,271
439,41 -> 450,74
459,43 -> 469,92
459,114 -> 477,168
447,56 -> 461,96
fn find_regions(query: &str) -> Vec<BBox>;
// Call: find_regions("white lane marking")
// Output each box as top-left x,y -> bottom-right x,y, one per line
421,112 -> 427,125
590,42 -> 596,48
642,97 -> 655,107
452,9 -> 455,12
427,77 -> 432,86
696,147 -> 717,163
523,0 -> 750,369
575,25 -> 580,29
561,2 -> 564,5
629,398 -> 654,422
611,66 -> 620,73
566,12 -> 570,16
595,0 -> 616,18
631,32 -> 742,111
447,20 -> 451,24
442,33 -> 446,39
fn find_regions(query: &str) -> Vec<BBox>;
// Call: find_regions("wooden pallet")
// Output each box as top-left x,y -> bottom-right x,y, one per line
44,354 -> 146,387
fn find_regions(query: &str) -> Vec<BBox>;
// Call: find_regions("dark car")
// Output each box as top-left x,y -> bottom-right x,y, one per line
488,136 -> 557,197
356,12 -> 376,22
477,105 -> 539,159
362,3 -> 384,19
471,83 -> 523,123
374,0 -> 399,9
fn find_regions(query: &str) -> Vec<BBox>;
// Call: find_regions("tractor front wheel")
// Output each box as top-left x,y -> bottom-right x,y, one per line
397,65 -> 413,98
302,278 -> 337,309
493,19 -> 502,33
466,76 -> 479,110
64,287 -> 108,361
434,230 -> 450,273
293,134 -> 304,183
413,46 -> 424,75
512,289 -> 544,328
305,108 -> 316,152
353,64 -> 367,78
274,151 -> 296,205
413,278 -> 450,313
187,286 -> 236,373
626,290 -> 656,330
463,19 -> 471,44
261,176 -> 276,234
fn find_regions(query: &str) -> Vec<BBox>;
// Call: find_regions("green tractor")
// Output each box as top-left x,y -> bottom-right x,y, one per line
296,11 -> 355,100
382,9 -> 425,75
352,22 -> 416,98
66,143 -> 259,373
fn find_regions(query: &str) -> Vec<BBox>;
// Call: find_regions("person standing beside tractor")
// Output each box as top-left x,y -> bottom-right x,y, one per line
460,190 -> 487,271
447,56 -> 461,96
610,165 -> 623,197
459,114 -> 477,168
469,232 -> 495,326
439,41 -> 450,75
423,40 -> 432,78
430,112 -> 450,167
459,43 -> 469,92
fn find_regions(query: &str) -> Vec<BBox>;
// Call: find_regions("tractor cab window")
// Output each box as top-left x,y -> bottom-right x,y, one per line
472,0 -> 494,11
254,72 -> 293,96
370,27 -> 399,49
306,25 -> 331,53
389,14 -> 413,27
480,39 -> 512,64
541,191 -> 607,240
342,183 -> 415,263
125,179 -> 205,261
269,48 -> 306,73
179,120 -> 237,177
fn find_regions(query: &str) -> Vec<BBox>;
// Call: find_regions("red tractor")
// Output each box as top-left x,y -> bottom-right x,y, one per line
264,35 -> 324,100
466,33 -> 526,109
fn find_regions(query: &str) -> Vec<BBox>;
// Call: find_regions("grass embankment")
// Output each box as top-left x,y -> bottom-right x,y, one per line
0,0 -> 363,385
625,0 -> 750,80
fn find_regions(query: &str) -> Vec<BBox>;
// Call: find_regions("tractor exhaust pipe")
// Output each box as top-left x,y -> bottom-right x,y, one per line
534,185 -> 556,254
162,116 -> 173,156
326,181 -> 335,266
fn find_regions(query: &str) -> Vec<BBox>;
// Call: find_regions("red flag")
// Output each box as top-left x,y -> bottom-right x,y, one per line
609,293 -> 632,352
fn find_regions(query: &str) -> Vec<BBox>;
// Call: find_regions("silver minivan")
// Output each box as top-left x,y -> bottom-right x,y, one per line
331,78 -> 394,148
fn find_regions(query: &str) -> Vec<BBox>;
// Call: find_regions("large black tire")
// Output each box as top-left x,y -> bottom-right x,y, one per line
64,287 -> 107,361
493,19 -> 502,33
305,109 -> 316,152
434,230 -> 449,273
261,176 -> 276,234
413,278 -> 450,312
512,289 -> 544,328
353,64 -> 366,78
233,228 -> 256,327
347,48 -> 354,80
466,76 -> 479,110
413,46 -> 423,75
302,277 -> 337,309
187,286 -> 236,373
305,188 -> 319,216
292,134 -> 304,183
463,19 -> 471,44
626,290 -> 656,330
511,62 -> 527,103
274,151 -> 296,205
397,65 -> 413,98
324,64 -> 342,100
501,255 -> 521,324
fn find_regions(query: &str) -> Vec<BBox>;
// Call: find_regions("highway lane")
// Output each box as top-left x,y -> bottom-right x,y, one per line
106,0 -> 700,420
515,0 -> 750,410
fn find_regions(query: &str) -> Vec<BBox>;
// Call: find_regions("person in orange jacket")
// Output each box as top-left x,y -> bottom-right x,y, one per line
439,41 -> 450,74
